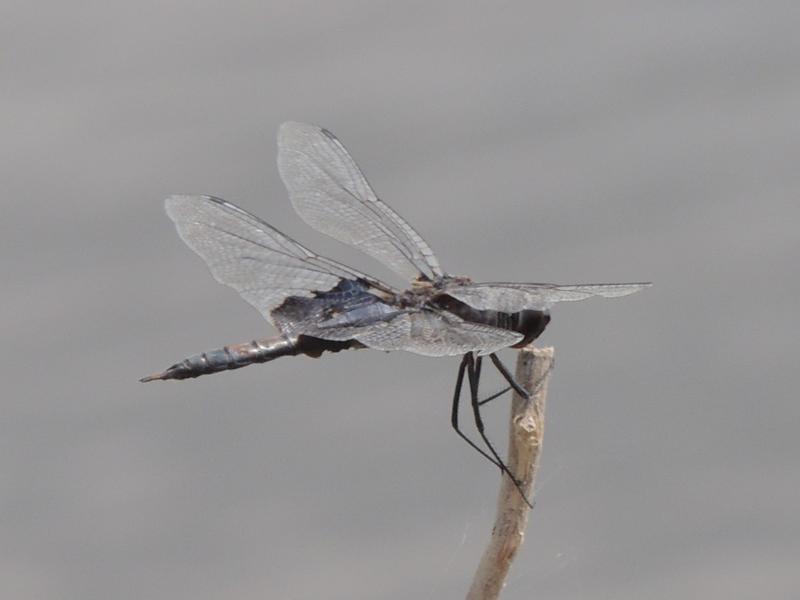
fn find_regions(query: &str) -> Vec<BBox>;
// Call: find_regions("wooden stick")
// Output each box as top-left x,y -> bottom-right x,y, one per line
466,346 -> 554,600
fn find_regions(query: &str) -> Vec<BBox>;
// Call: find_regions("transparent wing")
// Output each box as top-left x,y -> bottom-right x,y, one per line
271,280 -> 404,341
273,300 -> 521,356
352,310 -> 523,357
277,121 -> 443,282
164,195 -> 396,329
443,281 -> 652,312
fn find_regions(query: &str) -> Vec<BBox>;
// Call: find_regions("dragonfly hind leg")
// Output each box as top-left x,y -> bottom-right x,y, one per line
466,355 -> 533,507
450,355 -> 504,470
450,353 -> 533,508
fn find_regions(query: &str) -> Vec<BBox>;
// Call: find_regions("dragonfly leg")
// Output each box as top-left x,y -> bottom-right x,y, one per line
466,354 -> 533,508
489,353 -> 530,399
478,385 -> 512,406
450,354 -> 503,470
473,355 -> 512,405
489,352 -> 554,400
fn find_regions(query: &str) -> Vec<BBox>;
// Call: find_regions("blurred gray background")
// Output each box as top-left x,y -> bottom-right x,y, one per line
3,2 -> 798,599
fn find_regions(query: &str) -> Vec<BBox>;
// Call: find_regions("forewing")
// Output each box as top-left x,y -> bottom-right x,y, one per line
277,121 -> 442,282
164,195 -> 395,329
444,281 -> 652,312
353,310 -> 522,357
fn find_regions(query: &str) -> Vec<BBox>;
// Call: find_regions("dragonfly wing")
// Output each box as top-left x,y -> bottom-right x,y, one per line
277,121 -> 442,282
444,281 -> 652,312
353,310 -> 522,357
165,195 -> 396,332
272,280 -> 405,341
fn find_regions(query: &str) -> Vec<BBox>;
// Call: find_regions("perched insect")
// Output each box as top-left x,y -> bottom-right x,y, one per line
142,122 -> 650,502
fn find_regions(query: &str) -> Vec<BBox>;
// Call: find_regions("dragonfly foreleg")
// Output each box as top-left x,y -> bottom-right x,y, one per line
489,353 -> 530,399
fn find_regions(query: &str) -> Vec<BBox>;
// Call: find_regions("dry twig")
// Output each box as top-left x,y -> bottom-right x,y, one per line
466,346 -> 554,600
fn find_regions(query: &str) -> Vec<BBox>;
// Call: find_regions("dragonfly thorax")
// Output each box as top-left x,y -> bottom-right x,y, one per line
432,293 -> 551,348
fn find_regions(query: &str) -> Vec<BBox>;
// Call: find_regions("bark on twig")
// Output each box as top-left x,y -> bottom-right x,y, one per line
466,346 -> 554,600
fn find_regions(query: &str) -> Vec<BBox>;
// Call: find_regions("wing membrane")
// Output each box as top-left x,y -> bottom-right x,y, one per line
277,121 -> 442,282
353,310 -> 522,357
444,281 -> 652,312
164,195 -> 395,330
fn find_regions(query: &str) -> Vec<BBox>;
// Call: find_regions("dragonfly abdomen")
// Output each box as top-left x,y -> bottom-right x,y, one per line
140,337 -> 300,382
140,335 -> 363,382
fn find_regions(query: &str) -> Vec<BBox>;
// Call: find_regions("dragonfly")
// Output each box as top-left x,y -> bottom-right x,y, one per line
141,122 -> 650,502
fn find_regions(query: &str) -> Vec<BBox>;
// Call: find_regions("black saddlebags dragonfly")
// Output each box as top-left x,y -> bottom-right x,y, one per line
142,122 -> 649,500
